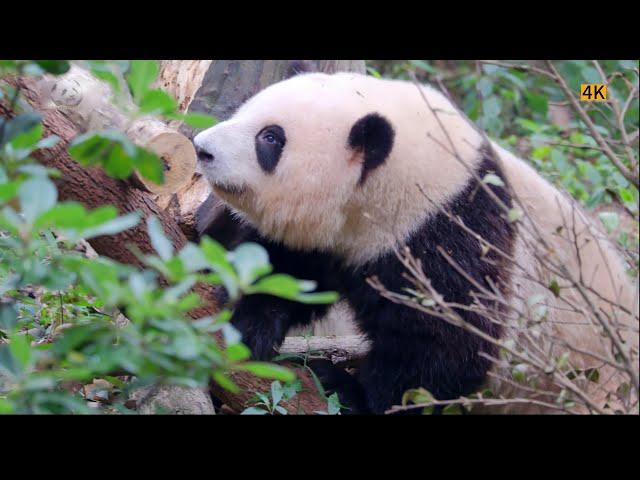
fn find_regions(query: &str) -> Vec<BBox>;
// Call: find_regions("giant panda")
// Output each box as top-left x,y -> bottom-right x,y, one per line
193,71 -> 638,414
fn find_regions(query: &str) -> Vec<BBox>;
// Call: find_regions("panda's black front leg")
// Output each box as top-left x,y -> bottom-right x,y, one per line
231,294 -> 329,361
230,295 -> 289,360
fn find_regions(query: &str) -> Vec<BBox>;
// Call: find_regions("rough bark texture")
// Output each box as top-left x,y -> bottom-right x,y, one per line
1,73 -> 332,414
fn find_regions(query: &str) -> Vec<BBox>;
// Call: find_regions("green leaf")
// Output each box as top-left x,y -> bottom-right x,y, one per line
442,404 -> 463,415
172,327 -> 200,360
9,122 -> 43,151
81,212 -> 140,239
581,66 -> 601,84
0,398 -> 15,414
327,392 -> 341,415
33,60 -> 70,75
550,149 -> 569,170
132,148 -> 163,185
409,60 -> 437,74
200,237 -> 238,297
248,274 -> 302,298
483,96 -> 502,119
178,243 -> 210,272
366,67 -> 382,78
548,279 -> 561,298
89,67 -> 121,94
585,368 -> 600,383
212,370 -> 240,393
19,177 -> 57,224
482,173 -> 504,187
226,343 -> 251,361
69,130 -> 162,184
9,333 -> 31,369
235,362 -> 296,382
507,208 -> 523,223
37,135 -> 60,150
241,406 -> 269,415
201,237 -> 234,272
172,112 -> 218,129
0,182 -> 19,202
139,89 -> 178,115
477,77 -> 493,97
147,216 -> 173,261
34,202 -> 87,230
512,363 -> 528,383
0,304 -> 18,332
598,212 -> 619,233
524,91 -> 548,115
402,387 -> 434,406
556,352 -> 570,370
0,113 -> 42,147
231,242 -> 272,285
295,292 -> 340,304
127,60 -> 159,101
271,380 -> 284,406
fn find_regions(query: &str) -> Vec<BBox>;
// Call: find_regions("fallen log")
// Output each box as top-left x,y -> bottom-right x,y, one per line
280,335 -> 370,367
37,65 -> 197,198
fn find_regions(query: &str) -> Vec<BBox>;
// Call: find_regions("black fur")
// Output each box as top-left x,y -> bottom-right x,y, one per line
201,149 -> 515,414
337,154 -> 514,413
348,113 -> 395,185
255,125 -> 286,173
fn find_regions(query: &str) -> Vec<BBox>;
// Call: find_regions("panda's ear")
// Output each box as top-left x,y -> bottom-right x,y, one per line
286,60 -> 318,78
348,113 -> 395,184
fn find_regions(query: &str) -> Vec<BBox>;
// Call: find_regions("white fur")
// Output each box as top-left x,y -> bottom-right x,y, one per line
195,72 -> 638,413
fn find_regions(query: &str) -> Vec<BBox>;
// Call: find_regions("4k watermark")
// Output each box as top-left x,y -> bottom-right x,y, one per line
580,83 -> 607,101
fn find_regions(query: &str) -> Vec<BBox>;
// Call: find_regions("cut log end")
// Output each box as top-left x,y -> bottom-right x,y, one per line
127,123 -> 197,196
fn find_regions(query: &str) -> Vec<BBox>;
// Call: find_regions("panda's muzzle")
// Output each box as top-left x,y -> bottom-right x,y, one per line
195,146 -> 215,164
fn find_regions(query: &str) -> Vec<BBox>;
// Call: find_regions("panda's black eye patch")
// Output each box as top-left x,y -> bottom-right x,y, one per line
256,125 -> 286,173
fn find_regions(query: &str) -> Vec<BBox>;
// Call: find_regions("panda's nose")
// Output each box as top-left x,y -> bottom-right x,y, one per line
196,146 -> 215,164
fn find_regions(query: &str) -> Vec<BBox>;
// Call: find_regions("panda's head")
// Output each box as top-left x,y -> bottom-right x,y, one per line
194,72 -> 483,263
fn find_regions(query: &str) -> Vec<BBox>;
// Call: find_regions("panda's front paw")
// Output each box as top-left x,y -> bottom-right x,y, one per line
230,319 -> 279,360
307,359 -> 369,414
230,308 -> 288,361
241,330 -> 280,361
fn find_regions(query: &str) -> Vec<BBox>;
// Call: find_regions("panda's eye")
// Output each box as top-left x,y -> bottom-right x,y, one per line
256,125 -> 286,173
261,129 -> 284,147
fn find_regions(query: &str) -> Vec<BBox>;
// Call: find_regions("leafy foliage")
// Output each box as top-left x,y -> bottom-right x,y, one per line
0,60 -> 336,414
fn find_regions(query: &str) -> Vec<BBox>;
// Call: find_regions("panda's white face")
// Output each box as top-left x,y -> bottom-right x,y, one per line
194,73 -> 373,252
194,73 -> 485,264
